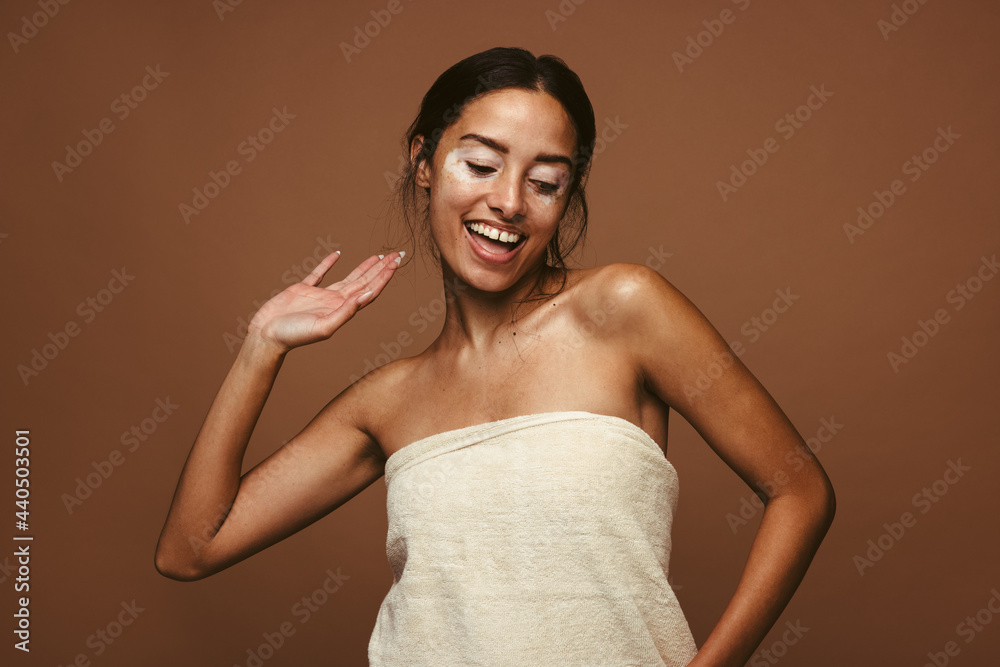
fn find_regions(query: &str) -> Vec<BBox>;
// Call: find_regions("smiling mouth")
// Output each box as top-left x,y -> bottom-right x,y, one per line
464,220 -> 527,255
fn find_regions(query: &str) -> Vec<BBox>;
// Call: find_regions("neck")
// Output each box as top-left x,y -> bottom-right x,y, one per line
434,260 -> 561,352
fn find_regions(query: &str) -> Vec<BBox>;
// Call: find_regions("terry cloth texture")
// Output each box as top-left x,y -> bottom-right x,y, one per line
368,411 -> 698,666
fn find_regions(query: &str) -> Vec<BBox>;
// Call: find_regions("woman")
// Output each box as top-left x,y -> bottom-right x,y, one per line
155,47 -> 835,666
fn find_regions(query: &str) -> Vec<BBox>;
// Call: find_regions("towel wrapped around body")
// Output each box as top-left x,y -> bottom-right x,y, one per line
368,411 -> 698,666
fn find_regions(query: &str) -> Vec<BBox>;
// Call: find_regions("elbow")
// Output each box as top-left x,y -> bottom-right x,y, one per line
806,477 -> 836,531
823,486 -> 837,528
770,477 -> 836,530
154,554 -> 203,582
154,545 -> 208,582
817,473 -> 836,524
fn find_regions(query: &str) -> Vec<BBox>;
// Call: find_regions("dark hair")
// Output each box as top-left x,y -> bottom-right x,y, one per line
385,46 -> 597,307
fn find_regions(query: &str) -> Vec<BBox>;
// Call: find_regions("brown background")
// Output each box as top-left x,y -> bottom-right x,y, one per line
3,0 -> 999,665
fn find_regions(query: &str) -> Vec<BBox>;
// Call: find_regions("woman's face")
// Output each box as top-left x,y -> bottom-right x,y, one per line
414,88 -> 578,293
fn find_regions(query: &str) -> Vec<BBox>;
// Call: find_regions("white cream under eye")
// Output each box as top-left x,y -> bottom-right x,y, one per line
528,166 -> 569,204
442,146 -> 569,205
444,147 -> 500,183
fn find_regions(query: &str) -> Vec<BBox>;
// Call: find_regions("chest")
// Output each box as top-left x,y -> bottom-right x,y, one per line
378,326 -> 644,457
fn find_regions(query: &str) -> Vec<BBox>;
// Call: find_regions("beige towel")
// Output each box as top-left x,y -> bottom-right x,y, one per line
368,411 -> 698,666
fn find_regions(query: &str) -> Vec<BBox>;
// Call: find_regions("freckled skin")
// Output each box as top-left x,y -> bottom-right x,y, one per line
413,88 -> 577,295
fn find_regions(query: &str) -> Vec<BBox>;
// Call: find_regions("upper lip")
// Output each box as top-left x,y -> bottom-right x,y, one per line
464,219 -> 527,237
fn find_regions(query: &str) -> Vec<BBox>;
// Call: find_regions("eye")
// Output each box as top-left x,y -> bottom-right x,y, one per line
465,162 -> 496,176
533,181 -> 559,194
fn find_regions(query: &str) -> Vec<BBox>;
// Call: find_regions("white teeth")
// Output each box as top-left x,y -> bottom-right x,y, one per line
466,222 -> 520,244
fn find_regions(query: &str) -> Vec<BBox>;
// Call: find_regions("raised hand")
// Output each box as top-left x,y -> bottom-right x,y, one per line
246,250 -> 403,354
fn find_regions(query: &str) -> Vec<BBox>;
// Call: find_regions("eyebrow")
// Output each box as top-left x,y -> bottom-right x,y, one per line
459,133 -> 573,169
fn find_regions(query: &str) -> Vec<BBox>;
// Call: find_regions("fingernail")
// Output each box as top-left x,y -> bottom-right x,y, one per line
378,254 -> 385,260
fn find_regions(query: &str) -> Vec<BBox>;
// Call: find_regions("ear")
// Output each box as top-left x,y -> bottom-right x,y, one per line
411,135 -> 431,189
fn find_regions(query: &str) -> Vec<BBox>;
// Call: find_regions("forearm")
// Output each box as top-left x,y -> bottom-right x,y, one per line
155,333 -> 286,576
688,491 -> 835,667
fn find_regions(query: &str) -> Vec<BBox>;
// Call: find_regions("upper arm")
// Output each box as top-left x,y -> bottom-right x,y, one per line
601,263 -> 834,510
190,380 -> 385,579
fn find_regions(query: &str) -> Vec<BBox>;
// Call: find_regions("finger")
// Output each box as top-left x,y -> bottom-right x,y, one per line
301,250 -> 341,287
312,253 -> 404,338
352,251 -> 404,305
324,254 -> 385,291
308,256 -> 398,338
354,252 -> 403,294
333,253 -> 397,299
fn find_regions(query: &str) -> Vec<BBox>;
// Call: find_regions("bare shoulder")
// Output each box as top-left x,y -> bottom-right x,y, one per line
567,262 -> 687,334
337,352 -> 425,453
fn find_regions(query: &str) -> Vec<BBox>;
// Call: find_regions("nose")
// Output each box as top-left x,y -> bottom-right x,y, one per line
486,170 -> 527,222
